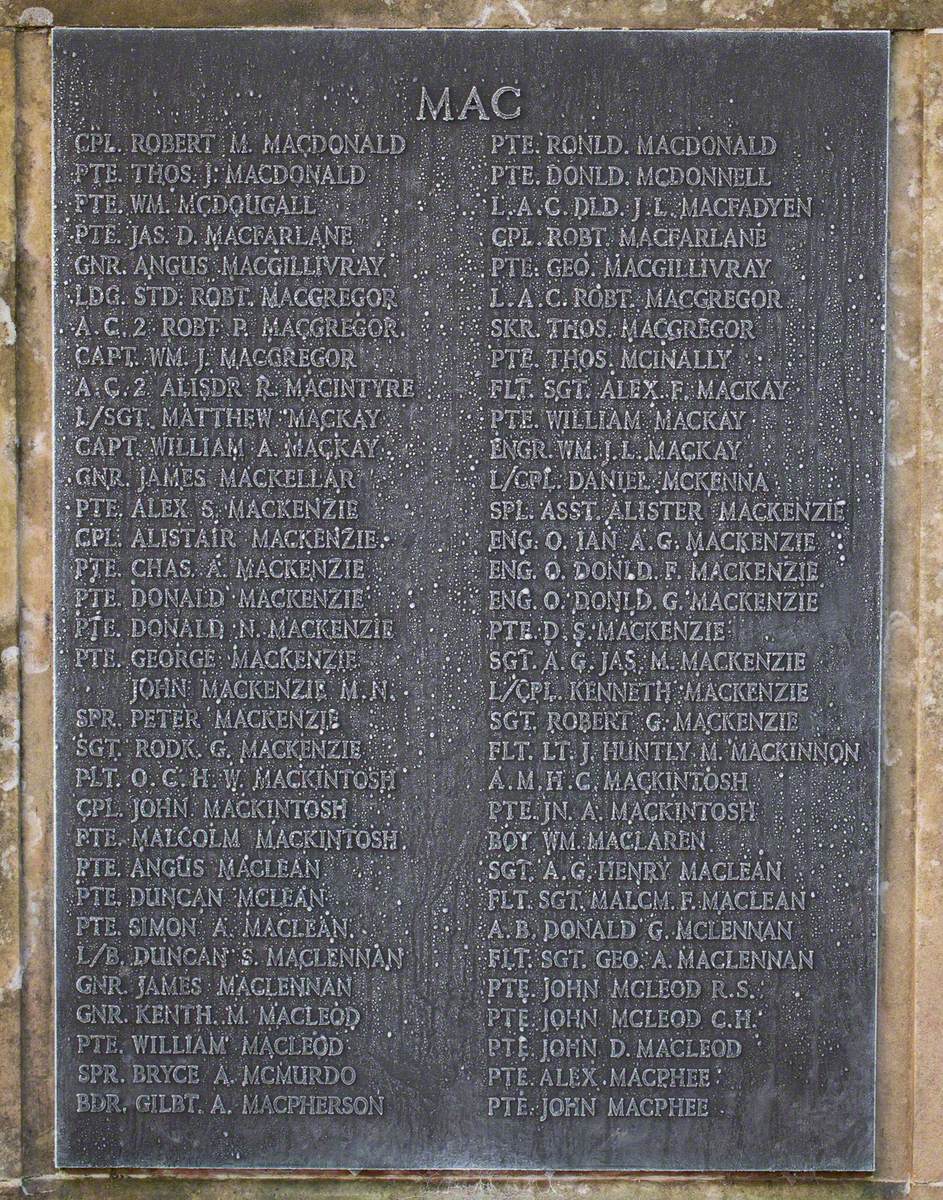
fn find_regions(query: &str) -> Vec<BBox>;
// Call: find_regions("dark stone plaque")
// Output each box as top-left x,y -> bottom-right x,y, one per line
52,29 -> 888,1171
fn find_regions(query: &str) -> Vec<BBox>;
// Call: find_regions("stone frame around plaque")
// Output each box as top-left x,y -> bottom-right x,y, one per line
0,9 -> 936,1200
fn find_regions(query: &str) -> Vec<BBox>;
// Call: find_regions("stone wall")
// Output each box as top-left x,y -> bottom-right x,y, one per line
0,5 -> 938,1197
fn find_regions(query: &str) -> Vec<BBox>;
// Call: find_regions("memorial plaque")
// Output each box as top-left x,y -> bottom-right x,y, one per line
52,29 -> 888,1171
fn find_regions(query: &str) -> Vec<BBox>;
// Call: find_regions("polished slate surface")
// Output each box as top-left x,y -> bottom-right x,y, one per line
52,29 -> 888,1170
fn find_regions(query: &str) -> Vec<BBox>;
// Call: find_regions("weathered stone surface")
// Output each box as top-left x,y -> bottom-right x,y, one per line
15,24 -> 53,1190
8,1179 -> 920,1199
875,29 -> 923,1184
0,23 -> 20,1192
4,0 -> 943,29
914,28 -> 943,1190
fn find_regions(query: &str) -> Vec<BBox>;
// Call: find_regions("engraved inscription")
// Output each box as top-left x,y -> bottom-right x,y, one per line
54,29 -> 887,1170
